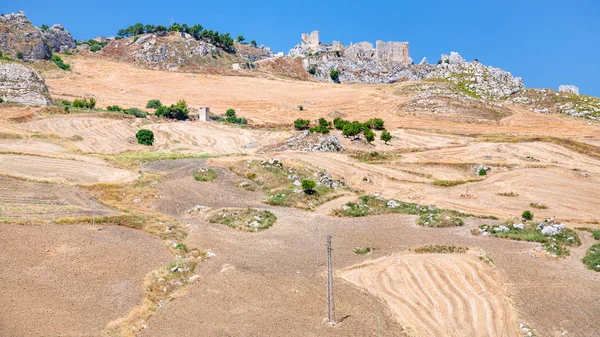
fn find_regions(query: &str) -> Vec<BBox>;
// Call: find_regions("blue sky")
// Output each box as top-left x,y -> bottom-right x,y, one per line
3,0 -> 600,95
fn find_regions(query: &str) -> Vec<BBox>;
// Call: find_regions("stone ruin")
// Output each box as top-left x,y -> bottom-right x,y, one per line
559,85 -> 579,95
289,30 -> 344,57
344,40 -> 412,65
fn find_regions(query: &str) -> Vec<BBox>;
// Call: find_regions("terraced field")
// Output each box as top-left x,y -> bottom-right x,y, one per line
342,253 -> 520,337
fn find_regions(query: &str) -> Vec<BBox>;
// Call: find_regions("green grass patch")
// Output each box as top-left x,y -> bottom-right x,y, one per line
529,202 -> 548,209
353,247 -> 373,255
582,244 -> 600,272
411,245 -> 468,254
208,208 -> 277,232
480,222 -> 581,258
433,179 -> 479,187
193,168 -> 217,182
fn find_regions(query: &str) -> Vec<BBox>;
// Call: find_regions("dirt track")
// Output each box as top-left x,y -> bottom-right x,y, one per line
342,253 -> 520,337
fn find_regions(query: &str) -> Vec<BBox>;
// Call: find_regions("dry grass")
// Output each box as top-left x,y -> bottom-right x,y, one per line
410,244 -> 468,254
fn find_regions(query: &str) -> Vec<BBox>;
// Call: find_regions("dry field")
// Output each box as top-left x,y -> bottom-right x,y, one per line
342,252 -> 520,337
0,55 -> 599,337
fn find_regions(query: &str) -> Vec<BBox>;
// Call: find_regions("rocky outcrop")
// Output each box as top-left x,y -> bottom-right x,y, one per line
0,61 -> 52,106
425,52 -> 524,100
234,42 -> 273,62
512,88 -> 600,120
288,30 -> 344,58
0,12 -> 51,60
42,24 -> 76,52
268,131 -> 344,152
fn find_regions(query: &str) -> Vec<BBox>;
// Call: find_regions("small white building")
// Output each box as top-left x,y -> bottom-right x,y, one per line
197,107 -> 210,121
232,63 -> 241,71
275,52 -> 284,58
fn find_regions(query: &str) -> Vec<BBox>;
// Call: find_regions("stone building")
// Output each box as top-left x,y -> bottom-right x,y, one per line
197,107 -> 210,121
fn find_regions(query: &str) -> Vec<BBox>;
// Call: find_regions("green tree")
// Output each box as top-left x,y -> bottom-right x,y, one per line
106,105 -> 123,112
188,24 -> 203,39
16,51 -> 24,60
144,24 -> 156,33
342,121 -> 363,139
136,129 -> 154,146
329,69 -> 339,82
308,67 -> 316,75
225,108 -> 237,119
318,118 -> 331,128
40,24 -> 49,31
90,45 -> 101,52
364,128 -> 375,143
237,35 -> 245,43
333,117 -> 349,130
50,54 -> 70,71
155,105 -> 169,118
380,130 -> 392,144
522,210 -> 533,220
250,40 -> 257,47
170,99 -> 189,120
146,99 -> 162,109
371,118 -> 385,130
301,179 -> 316,194
294,119 -> 310,130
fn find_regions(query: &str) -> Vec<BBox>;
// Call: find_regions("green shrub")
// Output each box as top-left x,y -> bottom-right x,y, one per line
16,51 -> 24,60
342,121 -> 364,138
301,179 -> 316,194
353,247 -> 372,255
146,99 -> 162,109
309,125 -> 330,134
72,97 -> 96,109
50,55 -> 71,71
193,168 -> 217,182
294,118 -> 310,130
522,210 -> 534,220
155,100 -> 189,120
478,168 -> 488,176
133,36 -> 139,43
329,69 -> 339,82
125,108 -> 148,118
318,118 -> 331,128
223,108 -> 247,124
41,24 -> 49,31
106,105 -> 123,112
364,128 -> 375,143
136,129 -> 154,146
0,97 -> 3,104
308,67 -> 316,75
298,105 -> 304,111
381,130 -> 392,144
90,45 -> 101,52
582,243 -> 600,272
333,117 -> 349,130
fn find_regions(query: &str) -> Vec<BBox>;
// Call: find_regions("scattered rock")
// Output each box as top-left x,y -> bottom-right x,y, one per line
0,62 -> 52,106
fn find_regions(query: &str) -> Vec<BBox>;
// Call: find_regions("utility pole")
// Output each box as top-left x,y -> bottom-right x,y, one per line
326,234 -> 336,325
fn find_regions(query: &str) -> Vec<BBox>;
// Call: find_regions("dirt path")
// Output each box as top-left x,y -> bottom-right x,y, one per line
342,252 -> 520,337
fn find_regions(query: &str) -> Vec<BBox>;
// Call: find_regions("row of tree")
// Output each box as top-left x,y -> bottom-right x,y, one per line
117,22 -> 257,53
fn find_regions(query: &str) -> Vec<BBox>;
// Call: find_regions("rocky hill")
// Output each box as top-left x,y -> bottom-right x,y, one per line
99,31 -> 271,71
0,12 -> 76,60
0,61 -> 52,105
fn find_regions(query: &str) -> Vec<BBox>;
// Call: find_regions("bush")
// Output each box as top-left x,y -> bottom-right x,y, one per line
72,97 -> 96,109
318,118 -> 331,128
16,51 -> 24,60
364,128 -> 375,143
329,69 -> 339,82
308,67 -> 316,75
106,105 -> 123,112
0,97 -> 3,103
309,125 -> 330,134
136,129 -> 154,146
294,118 -> 310,130
125,108 -> 148,118
478,168 -> 488,176
224,108 -> 247,124
155,100 -> 189,120
90,45 -> 101,52
342,121 -> 363,138
582,244 -> 600,272
146,99 -> 162,109
50,55 -> 70,71
333,117 -> 349,130
193,168 -> 217,182
370,118 -> 385,130
41,24 -> 49,31
522,210 -> 533,220
298,105 -> 304,111
301,179 -> 316,194
381,130 -> 392,144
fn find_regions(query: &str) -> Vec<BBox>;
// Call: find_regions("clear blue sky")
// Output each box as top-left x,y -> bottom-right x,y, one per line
3,0 -> 600,96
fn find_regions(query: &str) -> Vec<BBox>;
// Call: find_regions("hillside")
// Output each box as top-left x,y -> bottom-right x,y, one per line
1,11 -> 600,337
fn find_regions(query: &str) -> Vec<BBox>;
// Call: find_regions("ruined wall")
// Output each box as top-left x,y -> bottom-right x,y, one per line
301,30 -> 320,50
343,41 -> 411,65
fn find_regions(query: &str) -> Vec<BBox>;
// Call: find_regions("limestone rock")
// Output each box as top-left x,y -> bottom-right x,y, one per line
42,24 -> 76,52
0,62 -> 52,106
558,85 -> 579,95
0,12 -> 51,60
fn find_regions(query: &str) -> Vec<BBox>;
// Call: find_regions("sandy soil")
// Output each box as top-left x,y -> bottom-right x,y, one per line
0,223 -> 171,337
0,154 -> 138,184
0,176 -> 116,220
342,252 -> 520,337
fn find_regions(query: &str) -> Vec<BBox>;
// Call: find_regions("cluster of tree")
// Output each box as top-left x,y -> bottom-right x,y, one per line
50,54 -> 70,71
235,35 -> 258,47
106,105 -> 148,118
69,97 -> 96,109
224,109 -> 247,124
76,39 -> 108,52
333,117 -> 392,144
117,22 -> 238,52
136,129 -> 154,146
294,118 -> 332,134
145,99 -> 162,109
155,100 -> 189,120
